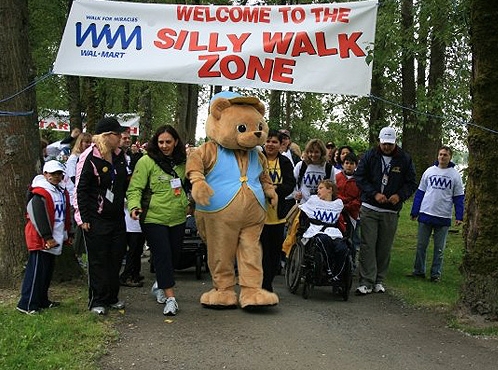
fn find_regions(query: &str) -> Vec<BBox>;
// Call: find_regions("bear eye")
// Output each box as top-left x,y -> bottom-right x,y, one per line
237,124 -> 247,133
258,124 -> 263,131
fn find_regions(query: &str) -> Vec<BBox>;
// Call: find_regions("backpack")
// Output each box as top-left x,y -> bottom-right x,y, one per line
297,162 -> 333,187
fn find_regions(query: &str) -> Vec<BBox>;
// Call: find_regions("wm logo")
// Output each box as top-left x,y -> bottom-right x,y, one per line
304,173 -> 323,186
313,210 -> 338,224
429,176 -> 452,189
76,23 -> 142,49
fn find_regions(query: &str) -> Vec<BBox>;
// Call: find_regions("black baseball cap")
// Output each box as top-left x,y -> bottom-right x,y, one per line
95,117 -> 127,135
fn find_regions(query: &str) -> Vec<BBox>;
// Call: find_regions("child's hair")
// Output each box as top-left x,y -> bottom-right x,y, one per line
319,179 -> 338,200
343,152 -> 358,165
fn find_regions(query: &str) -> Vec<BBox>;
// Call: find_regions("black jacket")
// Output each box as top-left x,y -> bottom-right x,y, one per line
354,146 -> 417,212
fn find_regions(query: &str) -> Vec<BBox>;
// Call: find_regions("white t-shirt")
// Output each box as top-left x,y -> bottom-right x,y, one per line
419,165 -> 464,219
299,195 -> 344,239
294,161 -> 336,203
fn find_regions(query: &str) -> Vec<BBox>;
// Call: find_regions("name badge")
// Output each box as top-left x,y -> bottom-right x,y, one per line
106,189 -> 115,203
170,178 -> 182,189
382,174 -> 389,186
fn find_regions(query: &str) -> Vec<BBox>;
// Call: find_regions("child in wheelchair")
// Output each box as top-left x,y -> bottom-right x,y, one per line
298,179 -> 349,282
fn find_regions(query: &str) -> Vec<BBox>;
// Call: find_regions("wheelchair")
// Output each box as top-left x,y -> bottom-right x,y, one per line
285,210 -> 355,301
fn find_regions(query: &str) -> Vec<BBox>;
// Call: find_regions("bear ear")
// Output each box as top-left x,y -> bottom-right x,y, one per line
210,98 -> 231,120
254,101 -> 265,116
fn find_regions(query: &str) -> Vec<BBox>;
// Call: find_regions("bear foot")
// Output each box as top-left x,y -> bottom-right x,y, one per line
200,288 -> 238,309
239,287 -> 279,309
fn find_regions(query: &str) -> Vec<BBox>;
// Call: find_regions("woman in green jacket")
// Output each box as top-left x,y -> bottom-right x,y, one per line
127,125 -> 189,316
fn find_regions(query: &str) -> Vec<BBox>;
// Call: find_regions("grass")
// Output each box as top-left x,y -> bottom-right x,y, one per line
0,202 -> 495,369
0,281 -> 118,370
386,200 -> 464,310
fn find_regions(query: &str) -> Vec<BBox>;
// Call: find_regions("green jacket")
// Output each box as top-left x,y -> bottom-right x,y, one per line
126,155 -> 188,226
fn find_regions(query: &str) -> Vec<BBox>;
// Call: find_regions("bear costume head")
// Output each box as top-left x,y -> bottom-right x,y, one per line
206,91 -> 268,151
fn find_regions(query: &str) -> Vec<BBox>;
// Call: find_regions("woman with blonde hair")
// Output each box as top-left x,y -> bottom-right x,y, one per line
294,138 -> 335,203
74,117 -> 128,315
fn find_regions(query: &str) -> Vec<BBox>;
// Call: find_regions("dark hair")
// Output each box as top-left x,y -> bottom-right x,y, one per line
438,145 -> 453,157
343,152 -> 358,165
337,145 -> 355,165
267,129 -> 283,143
147,125 -> 186,164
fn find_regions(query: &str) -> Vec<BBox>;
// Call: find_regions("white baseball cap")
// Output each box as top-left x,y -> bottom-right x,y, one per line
43,160 -> 66,174
378,127 -> 397,144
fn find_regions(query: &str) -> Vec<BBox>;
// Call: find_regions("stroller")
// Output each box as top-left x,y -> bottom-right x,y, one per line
174,214 -> 208,280
284,209 -> 355,301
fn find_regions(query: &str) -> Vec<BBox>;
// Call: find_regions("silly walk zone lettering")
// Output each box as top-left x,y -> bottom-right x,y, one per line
54,0 -> 376,95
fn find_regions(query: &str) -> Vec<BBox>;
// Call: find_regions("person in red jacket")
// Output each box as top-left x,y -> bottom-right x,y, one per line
17,160 -> 71,315
335,152 -> 362,260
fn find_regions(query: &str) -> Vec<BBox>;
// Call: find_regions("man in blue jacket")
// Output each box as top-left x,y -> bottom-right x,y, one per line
354,127 -> 417,295
408,146 -> 464,282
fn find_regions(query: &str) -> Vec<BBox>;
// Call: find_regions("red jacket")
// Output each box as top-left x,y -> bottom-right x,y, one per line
335,172 -> 361,220
25,187 -> 71,251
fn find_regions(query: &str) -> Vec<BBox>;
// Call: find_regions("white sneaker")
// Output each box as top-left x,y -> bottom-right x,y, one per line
373,283 -> 386,293
355,285 -> 372,295
90,306 -> 107,315
110,300 -> 125,310
163,297 -> 178,316
151,281 -> 166,304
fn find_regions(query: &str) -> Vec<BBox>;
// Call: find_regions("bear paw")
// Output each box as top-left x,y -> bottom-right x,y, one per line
200,288 -> 238,309
239,287 -> 279,308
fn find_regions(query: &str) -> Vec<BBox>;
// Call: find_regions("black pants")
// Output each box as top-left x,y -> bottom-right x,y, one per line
120,232 -> 146,281
314,234 -> 349,280
142,223 -> 185,290
83,218 -> 126,309
261,222 -> 285,292
17,250 -> 56,311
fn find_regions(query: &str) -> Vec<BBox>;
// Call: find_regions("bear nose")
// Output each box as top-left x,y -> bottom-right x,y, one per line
254,132 -> 262,138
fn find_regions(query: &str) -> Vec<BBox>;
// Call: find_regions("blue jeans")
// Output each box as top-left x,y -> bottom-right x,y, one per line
413,222 -> 449,278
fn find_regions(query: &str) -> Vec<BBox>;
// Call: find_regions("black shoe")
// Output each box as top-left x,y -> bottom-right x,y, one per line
406,273 -> 425,279
430,276 -> 440,283
120,278 -> 144,287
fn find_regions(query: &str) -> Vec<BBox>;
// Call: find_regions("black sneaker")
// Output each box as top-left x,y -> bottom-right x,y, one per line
120,278 -> 144,287
430,276 -> 440,283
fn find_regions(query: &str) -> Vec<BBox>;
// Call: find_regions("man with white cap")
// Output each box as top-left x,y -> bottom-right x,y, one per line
353,127 -> 417,295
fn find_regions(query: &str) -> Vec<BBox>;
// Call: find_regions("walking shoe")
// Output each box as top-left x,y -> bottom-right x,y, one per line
163,297 -> 178,316
373,283 -> 386,293
42,301 -> 61,309
90,306 -> 107,315
110,301 -> 125,310
120,278 -> 144,287
151,281 -> 166,304
430,276 -> 441,283
355,285 -> 372,295
16,306 -> 40,315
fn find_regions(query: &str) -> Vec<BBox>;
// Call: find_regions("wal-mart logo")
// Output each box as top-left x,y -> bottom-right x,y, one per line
429,175 -> 452,189
55,203 -> 66,220
313,210 -> 338,224
76,23 -> 142,49
269,170 -> 283,184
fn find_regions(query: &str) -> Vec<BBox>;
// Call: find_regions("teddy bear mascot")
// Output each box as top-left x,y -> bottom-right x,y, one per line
186,91 -> 279,309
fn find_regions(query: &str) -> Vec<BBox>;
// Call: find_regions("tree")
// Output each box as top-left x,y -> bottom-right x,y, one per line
459,0 -> 498,320
0,0 -> 41,288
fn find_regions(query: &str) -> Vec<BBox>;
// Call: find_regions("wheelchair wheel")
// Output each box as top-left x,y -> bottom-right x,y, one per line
342,255 -> 354,301
285,242 -> 303,294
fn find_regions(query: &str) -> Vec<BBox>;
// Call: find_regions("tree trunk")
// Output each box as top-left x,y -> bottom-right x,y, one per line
268,90 -> 282,130
0,0 -> 41,288
399,0 -> 419,162
83,77 -> 100,132
459,0 -> 498,320
175,83 -> 199,145
66,75 -> 83,130
138,85 -> 152,144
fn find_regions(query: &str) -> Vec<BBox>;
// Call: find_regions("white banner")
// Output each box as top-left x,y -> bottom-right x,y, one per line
53,0 -> 378,96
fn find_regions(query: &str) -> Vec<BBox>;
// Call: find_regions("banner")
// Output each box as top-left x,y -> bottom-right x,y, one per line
53,0 -> 378,96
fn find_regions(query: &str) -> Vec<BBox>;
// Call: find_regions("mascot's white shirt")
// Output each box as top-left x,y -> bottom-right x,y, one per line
299,195 -> 344,239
